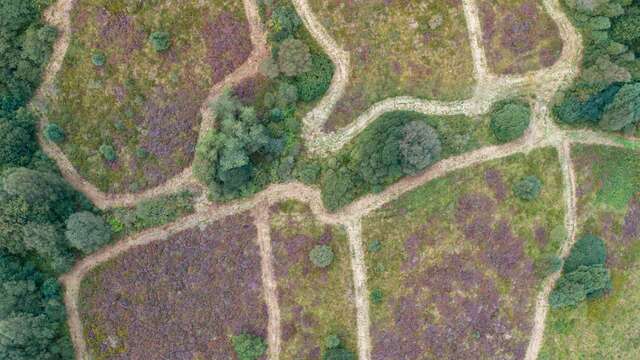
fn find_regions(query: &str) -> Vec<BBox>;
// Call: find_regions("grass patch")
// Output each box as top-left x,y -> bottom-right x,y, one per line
540,145 -> 640,359
48,0 -> 252,193
478,0 -> 563,74
309,0 -> 476,130
269,200 -> 358,359
362,147 -> 565,358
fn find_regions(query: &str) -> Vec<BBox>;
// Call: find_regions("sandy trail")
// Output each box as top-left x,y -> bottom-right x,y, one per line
255,203 -> 282,360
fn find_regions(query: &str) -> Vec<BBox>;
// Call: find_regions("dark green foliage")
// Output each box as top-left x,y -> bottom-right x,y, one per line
231,333 -> 267,360
370,288 -> 384,304
399,121 -> 441,175
549,265 -> 611,308
490,100 -> 531,143
324,347 -> 356,360
149,31 -> 171,52
99,144 -> 116,161
513,175 -> 542,201
294,160 -> 321,185
268,5 -> 302,42
553,83 -> 622,124
599,82 -> 640,131
563,234 -> 607,273
277,37 -> 311,77
0,110 -> 37,169
65,211 -> 111,254
611,6 -> 640,48
309,244 -> 334,268
0,250 -> 74,359
294,53 -> 334,102
90,51 -> 106,66
43,123 -> 64,143
0,0 -> 56,115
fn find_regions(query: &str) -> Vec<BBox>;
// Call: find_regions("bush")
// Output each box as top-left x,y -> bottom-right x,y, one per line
563,234 -> 607,273
65,211 -> 111,254
399,120 -> 441,175
294,53 -> 334,102
133,191 -> 194,229
513,175 -> 542,200
368,239 -> 382,253
43,123 -> 64,143
268,5 -> 302,42
149,31 -> 171,52
231,333 -> 267,360
490,101 -> 531,143
91,51 -> 106,66
99,144 -> 117,161
325,334 -> 341,349
309,245 -> 334,268
549,265 -> 611,308
370,288 -> 384,304
324,347 -> 356,360
277,38 -> 311,77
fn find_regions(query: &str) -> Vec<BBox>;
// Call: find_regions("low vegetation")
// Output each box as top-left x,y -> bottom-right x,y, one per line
309,0 -> 476,130
269,201 -> 357,359
540,145 -> 640,359
553,0 -> 640,136
363,148 -> 565,359
478,0 -> 563,74
46,0 -> 253,193
79,213 -> 268,359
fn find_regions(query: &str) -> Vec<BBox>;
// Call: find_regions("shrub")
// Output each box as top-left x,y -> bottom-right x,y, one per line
513,175 -> 542,200
549,265 -> 611,308
368,239 -> 382,253
133,191 -> 194,229
99,144 -> 117,161
563,234 -> 607,273
231,333 -> 267,360
325,334 -> 341,349
399,120 -> 441,175
65,211 -> 111,254
149,31 -> 171,52
91,51 -> 106,66
324,347 -> 356,360
294,53 -> 334,102
490,101 -> 531,143
259,58 -> 280,79
370,288 -> 384,304
44,123 -> 64,143
309,245 -> 334,268
277,38 -> 311,77
268,5 -> 302,42
599,82 -> 640,131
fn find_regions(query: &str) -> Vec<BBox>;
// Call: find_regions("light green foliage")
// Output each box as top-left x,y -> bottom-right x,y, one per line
399,121 -> 441,175
490,100 -> 531,143
231,333 -> 267,360
309,245 -> 334,268
599,82 -> 640,131
99,144 -> 116,161
277,37 -> 312,77
512,175 -> 543,201
65,211 -> 112,254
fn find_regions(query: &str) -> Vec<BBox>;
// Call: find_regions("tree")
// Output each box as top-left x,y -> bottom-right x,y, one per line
294,53 -> 334,102
512,175 -> 542,200
399,120 -> 441,175
0,120 -> 36,169
43,123 -> 64,143
563,234 -> 607,273
259,57 -> 280,79
277,38 -> 311,77
549,264 -> 611,308
231,333 -> 267,360
149,31 -> 171,52
490,101 -> 531,143
599,82 -> 640,131
65,211 -> 111,254
269,5 -> 302,42
309,245 -> 334,268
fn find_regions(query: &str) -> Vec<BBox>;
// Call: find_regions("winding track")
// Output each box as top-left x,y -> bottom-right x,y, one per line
31,0 -> 640,359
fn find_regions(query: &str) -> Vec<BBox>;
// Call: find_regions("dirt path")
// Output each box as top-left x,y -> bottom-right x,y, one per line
524,140 -> 578,360
32,0 -> 267,210
345,219 -> 373,360
255,203 -> 282,360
